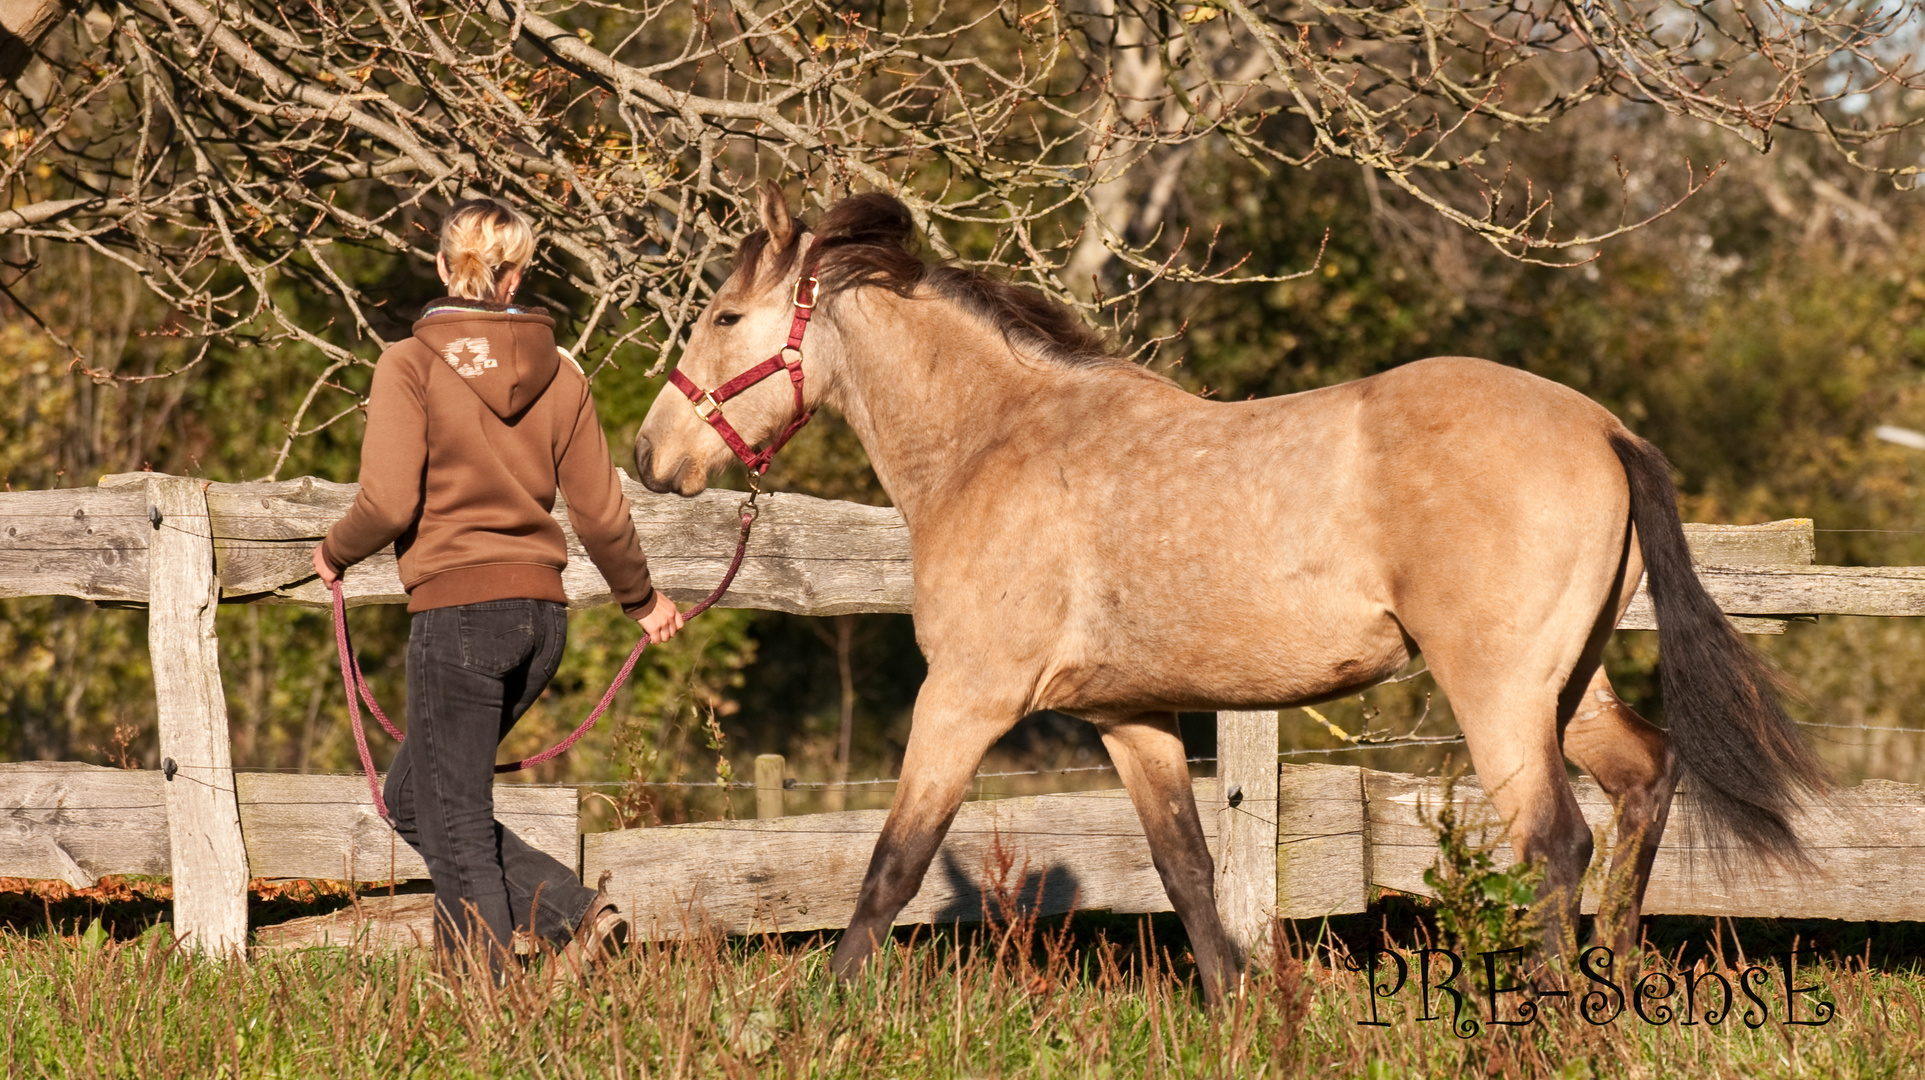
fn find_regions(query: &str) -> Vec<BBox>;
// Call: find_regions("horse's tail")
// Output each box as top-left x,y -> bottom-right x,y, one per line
1609,431 -> 1828,868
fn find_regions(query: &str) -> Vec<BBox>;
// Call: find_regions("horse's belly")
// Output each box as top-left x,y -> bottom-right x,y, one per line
1039,602 -> 1411,714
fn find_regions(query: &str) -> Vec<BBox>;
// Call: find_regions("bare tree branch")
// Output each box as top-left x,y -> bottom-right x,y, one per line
3,0 -> 1921,472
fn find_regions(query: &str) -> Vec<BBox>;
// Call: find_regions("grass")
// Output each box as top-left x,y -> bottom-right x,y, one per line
5,883 -> 1925,1079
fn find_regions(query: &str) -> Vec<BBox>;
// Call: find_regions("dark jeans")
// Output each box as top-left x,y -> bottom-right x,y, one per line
382,599 -> 595,977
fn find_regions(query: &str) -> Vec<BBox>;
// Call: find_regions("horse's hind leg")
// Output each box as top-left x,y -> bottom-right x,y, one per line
1560,665 -> 1676,957
830,677 -> 1018,983
1094,711 -> 1239,1005
1433,670 -> 1595,955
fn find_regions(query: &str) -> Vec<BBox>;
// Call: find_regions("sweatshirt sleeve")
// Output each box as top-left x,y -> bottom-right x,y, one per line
555,382 -> 657,617
322,347 -> 429,572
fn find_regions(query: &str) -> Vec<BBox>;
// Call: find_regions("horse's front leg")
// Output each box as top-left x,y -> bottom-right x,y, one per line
830,675 -> 1020,983
1095,711 -> 1241,1006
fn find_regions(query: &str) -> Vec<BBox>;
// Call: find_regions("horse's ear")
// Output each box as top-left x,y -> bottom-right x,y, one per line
757,181 -> 796,249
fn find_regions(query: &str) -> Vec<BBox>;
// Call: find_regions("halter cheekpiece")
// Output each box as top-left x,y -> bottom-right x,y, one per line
667,260 -> 820,476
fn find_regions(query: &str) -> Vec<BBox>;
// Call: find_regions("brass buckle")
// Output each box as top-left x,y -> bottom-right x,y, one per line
793,274 -> 819,309
693,391 -> 721,420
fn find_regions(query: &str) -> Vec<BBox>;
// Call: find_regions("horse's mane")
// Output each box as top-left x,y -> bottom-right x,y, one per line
734,193 -> 1149,375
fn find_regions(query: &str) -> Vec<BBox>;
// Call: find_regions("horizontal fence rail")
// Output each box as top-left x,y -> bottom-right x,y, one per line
11,759 -> 1904,952
6,476 -> 1925,626
0,763 -> 577,888
3,474 -> 1924,952
0,473 -> 913,617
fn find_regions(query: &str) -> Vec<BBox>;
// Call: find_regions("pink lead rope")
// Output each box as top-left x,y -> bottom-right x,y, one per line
331,500 -> 759,820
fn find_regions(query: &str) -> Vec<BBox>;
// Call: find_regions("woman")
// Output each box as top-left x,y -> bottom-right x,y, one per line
312,198 -> 682,979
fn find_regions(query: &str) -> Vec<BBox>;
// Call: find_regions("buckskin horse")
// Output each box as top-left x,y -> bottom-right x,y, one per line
633,186 -> 1824,1005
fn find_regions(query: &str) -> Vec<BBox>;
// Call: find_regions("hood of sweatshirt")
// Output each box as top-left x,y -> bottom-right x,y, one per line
412,301 -> 561,419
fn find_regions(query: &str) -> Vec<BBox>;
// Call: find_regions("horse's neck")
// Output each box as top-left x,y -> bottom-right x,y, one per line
827,294 -> 1055,522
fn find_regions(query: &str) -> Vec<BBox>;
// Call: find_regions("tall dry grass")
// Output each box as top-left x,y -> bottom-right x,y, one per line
6,900 -> 1924,1079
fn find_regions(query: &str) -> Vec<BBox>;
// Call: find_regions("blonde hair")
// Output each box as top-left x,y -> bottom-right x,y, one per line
439,198 -> 536,302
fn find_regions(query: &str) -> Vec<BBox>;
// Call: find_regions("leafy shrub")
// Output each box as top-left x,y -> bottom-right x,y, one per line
1419,767 -> 1547,962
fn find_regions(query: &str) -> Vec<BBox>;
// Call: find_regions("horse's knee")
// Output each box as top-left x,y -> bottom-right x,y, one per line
868,848 -> 935,910
1147,846 -> 1217,906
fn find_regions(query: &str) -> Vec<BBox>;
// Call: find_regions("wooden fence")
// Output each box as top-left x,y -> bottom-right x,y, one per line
4,473 -> 1925,954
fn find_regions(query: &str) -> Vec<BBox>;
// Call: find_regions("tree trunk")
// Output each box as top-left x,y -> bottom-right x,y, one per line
0,1 -> 76,84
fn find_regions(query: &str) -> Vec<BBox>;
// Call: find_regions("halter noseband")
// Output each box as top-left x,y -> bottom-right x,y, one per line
667,260 -> 820,476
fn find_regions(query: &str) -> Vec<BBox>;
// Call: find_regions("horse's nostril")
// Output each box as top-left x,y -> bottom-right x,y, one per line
633,436 -> 683,494
633,435 -> 654,480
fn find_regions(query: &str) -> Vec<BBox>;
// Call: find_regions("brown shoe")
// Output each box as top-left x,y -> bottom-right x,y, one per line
560,871 -> 629,976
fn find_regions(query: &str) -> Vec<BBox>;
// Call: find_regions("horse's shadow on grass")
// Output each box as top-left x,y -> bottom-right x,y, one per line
904,850 -> 1211,1001
928,846 -> 1082,927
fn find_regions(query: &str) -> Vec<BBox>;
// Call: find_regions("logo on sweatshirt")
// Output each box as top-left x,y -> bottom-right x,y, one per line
440,337 -> 498,379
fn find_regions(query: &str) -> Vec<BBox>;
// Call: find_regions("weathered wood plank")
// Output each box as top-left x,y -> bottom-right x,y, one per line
236,774 -> 579,882
1678,519 -> 1815,567
0,486 -> 149,602
192,475 -> 410,606
0,762 -> 168,887
254,893 -> 436,952
1215,711 -> 1279,952
254,764 -> 1925,947
583,781 -> 1216,940
1618,601 -> 1789,634
190,474 -> 915,616
1620,565 -> 1925,628
1362,768 -> 1925,922
253,892 -> 556,953
1696,565 -> 1925,619
147,477 -> 250,955
1618,519 -> 1815,633
1275,764 -> 1368,919
0,765 -> 578,884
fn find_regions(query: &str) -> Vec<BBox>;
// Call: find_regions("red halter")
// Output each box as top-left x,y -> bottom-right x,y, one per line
667,261 -> 820,476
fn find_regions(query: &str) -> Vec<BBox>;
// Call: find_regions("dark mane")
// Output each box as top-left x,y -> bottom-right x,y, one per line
737,192 -> 1137,372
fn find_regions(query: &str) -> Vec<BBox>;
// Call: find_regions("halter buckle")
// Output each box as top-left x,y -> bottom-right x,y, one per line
793,274 -> 819,309
692,390 -> 722,420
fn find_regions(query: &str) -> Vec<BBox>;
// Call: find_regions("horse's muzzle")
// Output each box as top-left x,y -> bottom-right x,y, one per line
633,436 -> 671,494
633,435 -> 707,496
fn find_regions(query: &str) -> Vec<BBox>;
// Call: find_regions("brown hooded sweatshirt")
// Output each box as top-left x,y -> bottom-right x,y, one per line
321,300 -> 656,617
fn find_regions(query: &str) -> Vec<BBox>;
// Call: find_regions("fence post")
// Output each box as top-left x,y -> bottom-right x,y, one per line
755,754 -> 786,819
147,476 -> 251,955
1215,710 -> 1280,959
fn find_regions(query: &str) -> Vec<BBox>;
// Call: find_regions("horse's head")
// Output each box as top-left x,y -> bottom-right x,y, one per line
635,184 -> 826,495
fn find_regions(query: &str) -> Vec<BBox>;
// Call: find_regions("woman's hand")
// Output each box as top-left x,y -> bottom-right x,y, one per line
636,590 -> 684,643
312,544 -> 339,587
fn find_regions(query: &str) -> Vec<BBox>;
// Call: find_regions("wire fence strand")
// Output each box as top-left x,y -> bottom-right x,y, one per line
208,718 -> 1922,791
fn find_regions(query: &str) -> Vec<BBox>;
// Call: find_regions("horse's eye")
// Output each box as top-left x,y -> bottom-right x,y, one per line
713,312 -> 742,327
